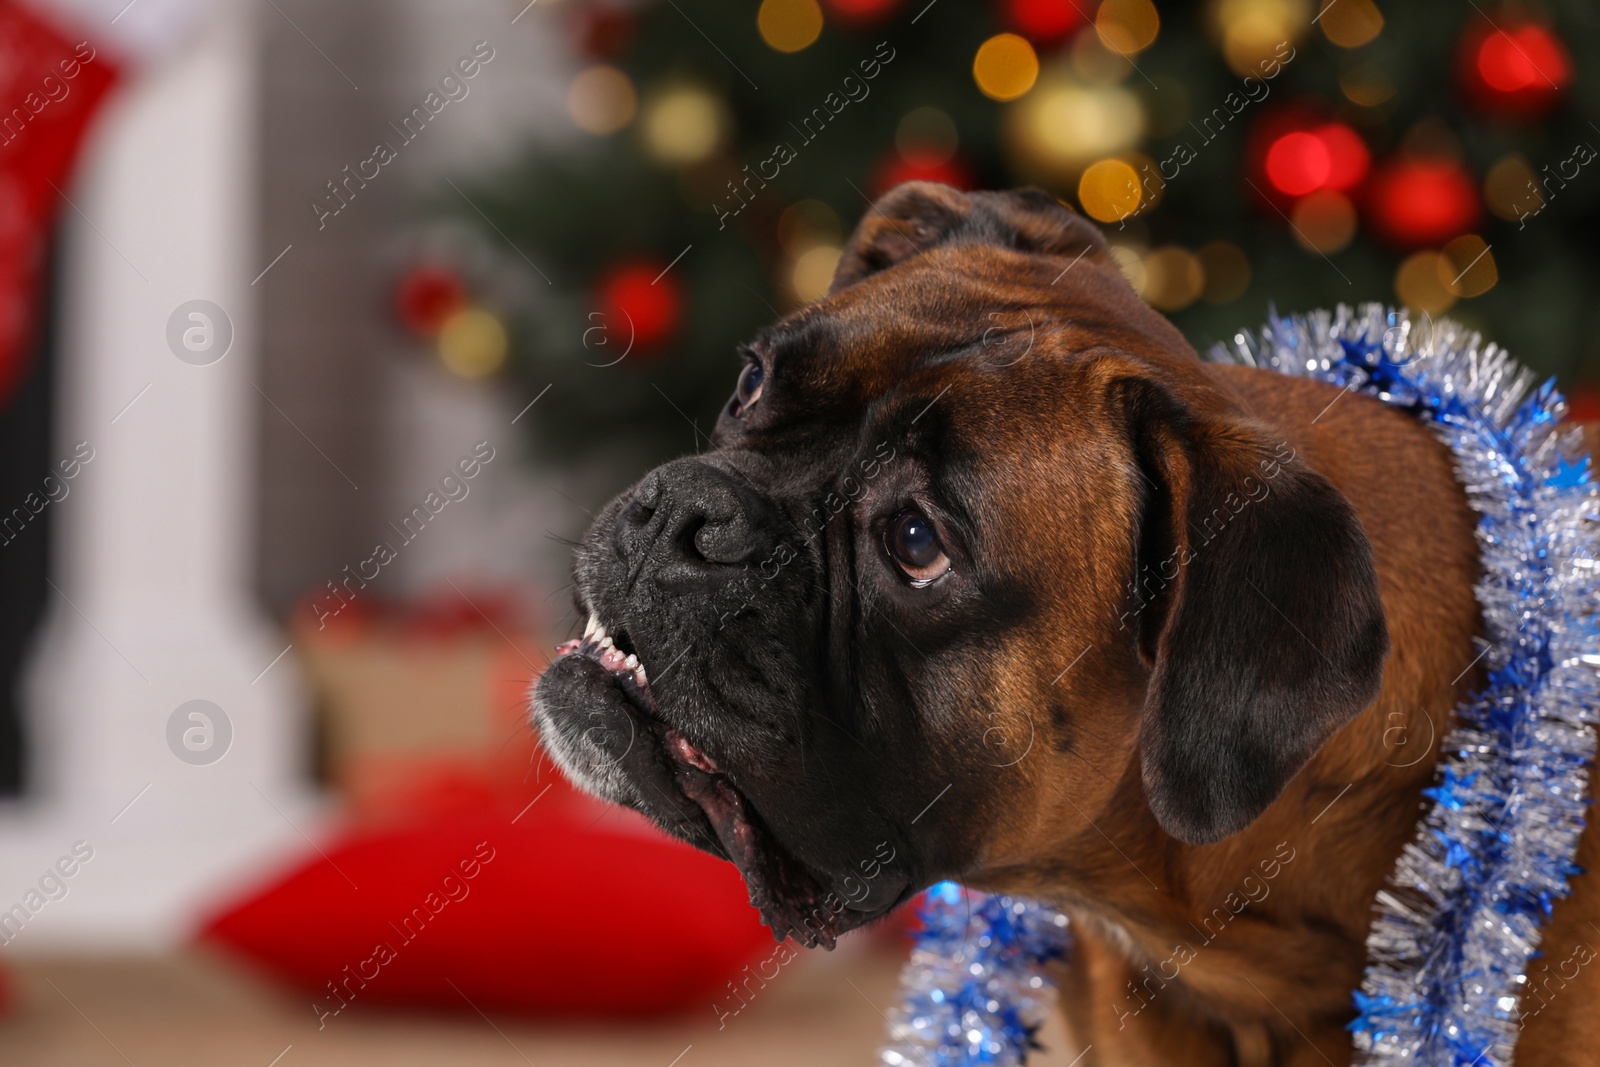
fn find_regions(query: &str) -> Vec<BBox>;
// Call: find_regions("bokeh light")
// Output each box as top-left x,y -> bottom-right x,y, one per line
599,262 -> 682,349
1263,123 -> 1368,198
791,245 -> 843,303
1439,234 -> 1497,298
824,0 -> 898,24
1290,190 -> 1357,253
1095,0 -> 1161,56
1459,21 -> 1571,118
1078,158 -> 1144,223
873,153 -> 973,193
1317,124 -> 1370,189
1004,0 -> 1088,46
1365,159 -> 1479,247
973,33 -> 1040,101
641,85 -> 729,166
437,307 -> 508,378
1142,246 -> 1205,311
1476,25 -> 1569,93
1484,154 -> 1541,221
1006,74 -> 1144,175
758,0 -> 825,53
1122,151 -> 1162,214
1394,251 -> 1455,314
567,66 -> 637,135
395,266 -> 466,336
1209,0 -> 1311,76
1317,0 -> 1382,49
1266,131 -> 1331,196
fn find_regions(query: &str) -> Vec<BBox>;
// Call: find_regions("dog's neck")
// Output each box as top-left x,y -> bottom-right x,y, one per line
972,363 -> 1485,1030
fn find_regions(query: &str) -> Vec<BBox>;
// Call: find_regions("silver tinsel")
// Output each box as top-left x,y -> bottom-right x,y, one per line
1211,304 -> 1600,1066
881,305 -> 1597,1067
880,882 -> 1070,1066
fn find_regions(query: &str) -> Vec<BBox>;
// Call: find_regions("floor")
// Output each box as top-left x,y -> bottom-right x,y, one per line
0,944 -> 1084,1066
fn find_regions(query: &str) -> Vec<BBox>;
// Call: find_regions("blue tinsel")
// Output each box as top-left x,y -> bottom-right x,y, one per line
882,305 -> 1600,1067
880,882 -> 1070,1066
1217,305 -> 1600,1066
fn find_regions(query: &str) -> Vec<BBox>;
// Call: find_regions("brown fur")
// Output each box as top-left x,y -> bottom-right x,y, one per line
822,184 -> 1600,1064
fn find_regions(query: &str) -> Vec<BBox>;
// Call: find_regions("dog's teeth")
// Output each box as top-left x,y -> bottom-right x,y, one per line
624,654 -> 638,669
599,636 -> 613,650
584,614 -> 600,639
633,667 -> 647,686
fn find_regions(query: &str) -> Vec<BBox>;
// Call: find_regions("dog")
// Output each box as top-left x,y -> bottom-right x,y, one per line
533,181 -> 1600,1065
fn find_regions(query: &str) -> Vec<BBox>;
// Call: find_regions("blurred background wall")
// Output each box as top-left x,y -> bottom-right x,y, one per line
255,0 -> 575,622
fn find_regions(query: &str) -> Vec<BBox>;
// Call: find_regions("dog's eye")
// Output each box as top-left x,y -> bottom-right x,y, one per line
733,360 -> 765,416
885,509 -> 950,587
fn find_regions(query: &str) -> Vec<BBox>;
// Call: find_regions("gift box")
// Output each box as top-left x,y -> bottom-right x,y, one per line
291,587 -> 547,822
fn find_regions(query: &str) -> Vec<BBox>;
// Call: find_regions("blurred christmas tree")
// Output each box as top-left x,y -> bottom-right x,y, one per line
407,0 -> 1600,470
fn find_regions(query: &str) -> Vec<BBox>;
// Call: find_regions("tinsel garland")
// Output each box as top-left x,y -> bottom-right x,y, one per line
880,881 -> 1070,1066
882,305 -> 1598,1067
1213,304 -> 1600,1066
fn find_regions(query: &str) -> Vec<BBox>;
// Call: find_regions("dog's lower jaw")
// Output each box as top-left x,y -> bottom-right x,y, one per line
530,702 -> 639,808
532,647 -> 883,949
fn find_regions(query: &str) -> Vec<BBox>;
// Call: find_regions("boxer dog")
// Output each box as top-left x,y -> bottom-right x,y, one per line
533,182 -> 1600,1065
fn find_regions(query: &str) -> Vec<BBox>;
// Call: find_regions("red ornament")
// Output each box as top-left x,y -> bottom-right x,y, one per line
1263,123 -> 1369,198
1457,20 -> 1569,118
597,260 -> 682,352
823,0 -> 900,26
395,265 -> 467,336
1003,0 -> 1088,47
1364,159 -> 1481,249
871,151 -> 973,196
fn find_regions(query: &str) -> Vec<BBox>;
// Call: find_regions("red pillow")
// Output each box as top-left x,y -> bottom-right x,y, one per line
202,800 -> 775,1020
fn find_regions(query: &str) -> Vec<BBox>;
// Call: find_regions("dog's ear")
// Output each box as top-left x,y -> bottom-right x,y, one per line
830,182 -> 1107,294
1115,374 -> 1389,845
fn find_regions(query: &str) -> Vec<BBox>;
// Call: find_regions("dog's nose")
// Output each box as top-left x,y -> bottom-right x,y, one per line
616,459 -> 771,593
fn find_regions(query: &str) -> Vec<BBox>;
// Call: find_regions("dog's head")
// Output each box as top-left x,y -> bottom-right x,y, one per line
532,183 -> 1388,946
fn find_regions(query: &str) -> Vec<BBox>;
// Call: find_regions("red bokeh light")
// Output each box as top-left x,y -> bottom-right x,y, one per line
1478,26 -> 1568,92
1266,132 -> 1331,197
824,0 -> 900,25
1317,124 -> 1370,191
1263,124 -> 1369,198
1003,0 -> 1088,47
597,261 -> 682,351
1364,160 -> 1480,249
1458,21 -> 1570,117
395,265 -> 467,336
871,152 -> 974,196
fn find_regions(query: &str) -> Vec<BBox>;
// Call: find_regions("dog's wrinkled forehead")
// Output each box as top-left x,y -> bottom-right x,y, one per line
727,182 -> 1198,448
